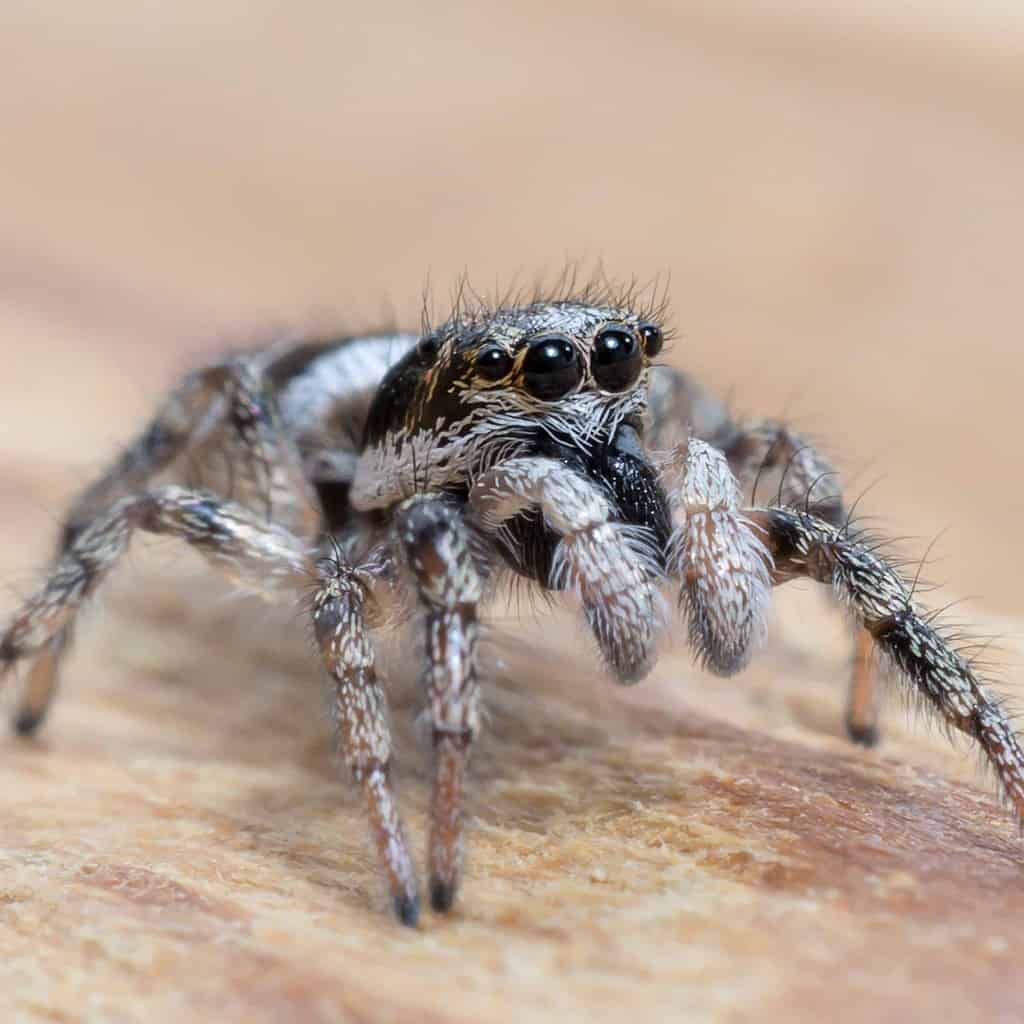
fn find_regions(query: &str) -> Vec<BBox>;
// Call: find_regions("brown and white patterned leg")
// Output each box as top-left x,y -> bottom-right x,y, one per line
470,457 -> 662,683
14,369 -> 220,734
1,487 -> 311,687
312,552 -> 419,925
2,485 -> 421,923
393,496 -> 484,913
13,629 -> 73,737
720,419 -> 881,746
647,365 -> 882,746
64,360 -> 314,538
750,506 -> 1024,818
12,359 -> 320,735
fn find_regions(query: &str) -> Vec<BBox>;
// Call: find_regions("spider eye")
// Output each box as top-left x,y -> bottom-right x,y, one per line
591,326 -> 642,392
417,334 -> 442,365
522,335 -> 582,401
475,345 -> 513,382
638,322 -> 663,357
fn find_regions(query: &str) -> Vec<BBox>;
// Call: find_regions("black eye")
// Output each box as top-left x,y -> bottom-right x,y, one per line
522,335 -> 582,401
476,345 -> 513,381
638,322 -> 663,357
591,326 -> 642,392
417,334 -> 441,365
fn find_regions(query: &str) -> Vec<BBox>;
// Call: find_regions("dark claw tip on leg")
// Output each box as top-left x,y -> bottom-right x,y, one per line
846,721 -> 880,748
13,710 -> 43,737
430,878 -> 456,914
393,894 -> 420,928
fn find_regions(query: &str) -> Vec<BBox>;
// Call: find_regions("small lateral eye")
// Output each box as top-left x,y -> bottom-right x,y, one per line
475,345 -> 513,381
591,325 -> 642,392
417,334 -> 442,365
638,322 -> 663,357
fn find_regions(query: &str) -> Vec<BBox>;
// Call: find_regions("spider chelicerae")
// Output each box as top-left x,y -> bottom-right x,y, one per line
3,281 -> 1022,926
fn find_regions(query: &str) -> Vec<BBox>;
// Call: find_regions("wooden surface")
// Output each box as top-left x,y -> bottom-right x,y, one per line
2,4 -> 1024,1022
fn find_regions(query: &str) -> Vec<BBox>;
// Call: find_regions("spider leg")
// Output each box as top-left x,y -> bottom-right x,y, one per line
13,360 -> 320,734
312,552 -> 419,925
847,629 -> 881,747
1,487 -> 310,690
65,360 -> 317,539
749,505 -> 1024,819
469,457 -> 661,682
648,365 -> 881,746
661,438 -> 773,675
2,485 -> 422,921
392,496 -> 484,913
718,418 -> 882,745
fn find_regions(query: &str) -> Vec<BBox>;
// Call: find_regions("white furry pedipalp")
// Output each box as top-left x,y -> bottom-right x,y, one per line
665,438 -> 773,674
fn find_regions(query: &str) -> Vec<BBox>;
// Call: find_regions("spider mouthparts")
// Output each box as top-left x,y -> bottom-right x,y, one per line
393,893 -> 421,928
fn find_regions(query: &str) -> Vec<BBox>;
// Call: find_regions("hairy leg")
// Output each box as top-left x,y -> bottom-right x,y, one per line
750,505 -> 1024,817
14,359 -> 320,734
312,550 -> 419,925
719,417 -> 882,745
393,496 -> 484,913
660,438 -> 773,675
648,365 -> 882,745
65,360 -> 313,537
470,457 -> 661,682
1,486 -> 311,685
2,486 -> 421,920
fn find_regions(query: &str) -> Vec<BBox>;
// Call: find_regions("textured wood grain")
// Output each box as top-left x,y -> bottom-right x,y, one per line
2,4 -> 1024,1022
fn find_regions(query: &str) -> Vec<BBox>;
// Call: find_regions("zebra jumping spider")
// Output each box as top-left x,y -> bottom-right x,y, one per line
3,282 -> 1023,926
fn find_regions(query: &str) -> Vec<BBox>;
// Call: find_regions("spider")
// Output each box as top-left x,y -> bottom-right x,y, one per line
3,282 -> 1023,927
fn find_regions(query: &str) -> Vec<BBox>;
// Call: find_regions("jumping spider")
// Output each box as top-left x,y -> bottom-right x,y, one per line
3,284 -> 1023,927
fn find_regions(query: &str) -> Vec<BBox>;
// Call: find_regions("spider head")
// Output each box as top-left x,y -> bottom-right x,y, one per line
353,300 -> 667,508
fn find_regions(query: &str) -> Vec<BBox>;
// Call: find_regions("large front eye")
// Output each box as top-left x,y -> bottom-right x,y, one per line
522,335 -> 582,400
591,325 -> 642,392
476,345 -> 513,381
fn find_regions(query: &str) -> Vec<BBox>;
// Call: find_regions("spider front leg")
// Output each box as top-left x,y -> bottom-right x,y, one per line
749,505 -> 1024,818
393,496 -> 484,914
312,552 -> 419,925
470,457 -> 662,683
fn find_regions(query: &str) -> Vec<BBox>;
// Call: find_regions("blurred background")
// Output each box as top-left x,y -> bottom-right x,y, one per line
2,1 -> 1023,613
2,4 -> 1024,1022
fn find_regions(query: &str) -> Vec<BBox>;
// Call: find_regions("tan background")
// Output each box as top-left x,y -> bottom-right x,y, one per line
2,3 -> 1023,1022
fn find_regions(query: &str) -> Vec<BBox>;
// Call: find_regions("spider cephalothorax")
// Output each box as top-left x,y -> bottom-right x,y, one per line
3,289 -> 1022,928
353,301 -> 661,511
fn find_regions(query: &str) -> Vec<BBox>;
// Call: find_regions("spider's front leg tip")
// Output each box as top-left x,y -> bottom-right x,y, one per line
12,709 -> 44,738
392,892 -> 421,928
429,876 -> 457,914
845,719 -> 881,749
